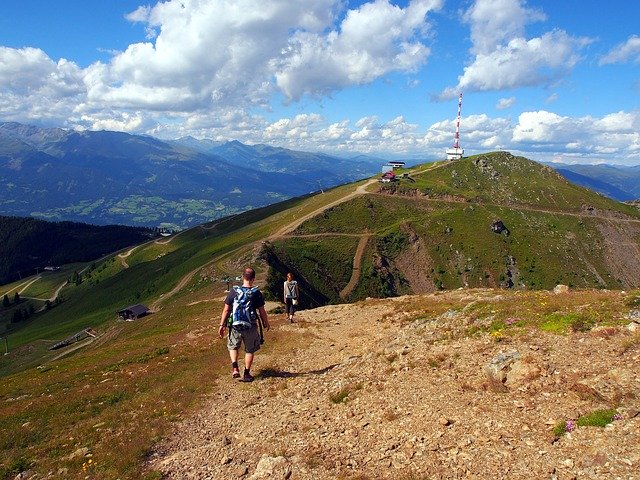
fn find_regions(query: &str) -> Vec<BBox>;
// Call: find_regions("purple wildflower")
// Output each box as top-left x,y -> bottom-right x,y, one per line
565,420 -> 575,432
613,413 -> 623,421
505,317 -> 518,325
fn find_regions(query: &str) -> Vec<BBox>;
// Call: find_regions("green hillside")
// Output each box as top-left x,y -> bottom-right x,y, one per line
1,151 -> 640,478
263,152 -> 640,302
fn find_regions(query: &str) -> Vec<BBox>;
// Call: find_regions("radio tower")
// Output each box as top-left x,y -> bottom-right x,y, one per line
446,93 -> 464,160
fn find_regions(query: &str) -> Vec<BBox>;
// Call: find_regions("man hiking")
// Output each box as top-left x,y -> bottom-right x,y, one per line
218,267 -> 270,382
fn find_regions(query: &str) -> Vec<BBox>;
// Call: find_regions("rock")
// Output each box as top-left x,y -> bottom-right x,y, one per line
491,219 -> 510,235
438,416 -> 453,426
249,455 -> 291,479
553,284 -> 569,294
484,351 -> 521,384
63,447 -> 90,461
235,464 -> 249,477
627,309 -> 640,322
505,360 -> 542,387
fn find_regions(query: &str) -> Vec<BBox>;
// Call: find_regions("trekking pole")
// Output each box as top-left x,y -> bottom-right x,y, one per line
258,316 -> 264,344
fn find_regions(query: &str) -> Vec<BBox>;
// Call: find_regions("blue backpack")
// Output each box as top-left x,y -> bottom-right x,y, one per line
230,286 -> 258,330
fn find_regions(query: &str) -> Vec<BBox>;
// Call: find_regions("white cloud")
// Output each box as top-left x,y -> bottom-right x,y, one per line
1,0 -> 443,135
496,97 -> 516,110
439,0 -> 590,99
600,35 -> 640,65
463,0 -> 545,55
511,110 -> 640,161
80,112 -> 146,132
275,0 -> 443,100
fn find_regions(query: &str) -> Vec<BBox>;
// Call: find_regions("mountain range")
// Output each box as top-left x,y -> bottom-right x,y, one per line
550,163 -> 640,202
0,122 -> 392,229
2,121 -> 638,230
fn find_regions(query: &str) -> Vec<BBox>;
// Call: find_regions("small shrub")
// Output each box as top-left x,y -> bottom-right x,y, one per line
570,317 -> 595,333
1,457 -> 32,478
329,383 -> 362,404
620,332 -> 640,353
329,387 -> 350,404
553,409 -> 620,438
552,420 -> 568,438
427,353 -> 447,368
576,409 -> 618,428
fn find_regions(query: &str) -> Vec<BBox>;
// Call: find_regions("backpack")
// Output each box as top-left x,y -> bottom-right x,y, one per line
285,280 -> 298,298
230,286 -> 258,330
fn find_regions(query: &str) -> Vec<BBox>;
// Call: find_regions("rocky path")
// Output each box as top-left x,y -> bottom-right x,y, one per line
148,290 -> 640,479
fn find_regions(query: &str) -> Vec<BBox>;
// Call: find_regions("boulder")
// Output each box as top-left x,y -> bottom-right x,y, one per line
505,360 -> 542,387
484,351 -> 521,384
491,219 -> 510,235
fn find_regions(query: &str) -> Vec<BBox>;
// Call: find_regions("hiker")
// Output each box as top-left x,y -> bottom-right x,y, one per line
218,267 -> 270,382
283,272 -> 299,323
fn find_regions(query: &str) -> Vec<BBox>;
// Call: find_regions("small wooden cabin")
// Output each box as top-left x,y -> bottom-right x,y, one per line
117,304 -> 150,321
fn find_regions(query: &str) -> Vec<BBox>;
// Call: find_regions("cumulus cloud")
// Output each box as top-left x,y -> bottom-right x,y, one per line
275,0 -> 442,100
1,0 -> 443,134
599,35 -> 640,65
512,110 -> 640,160
463,0 -> 546,55
438,0 -> 590,99
0,46 -> 85,124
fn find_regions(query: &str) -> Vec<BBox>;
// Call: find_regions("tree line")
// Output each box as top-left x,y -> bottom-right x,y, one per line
0,215 -> 157,285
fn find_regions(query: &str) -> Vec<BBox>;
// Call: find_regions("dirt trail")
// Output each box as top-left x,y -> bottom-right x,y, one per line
339,234 -> 371,299
152,178 -> 381,310
270,178 -> 378,239
148,289 -> 640,479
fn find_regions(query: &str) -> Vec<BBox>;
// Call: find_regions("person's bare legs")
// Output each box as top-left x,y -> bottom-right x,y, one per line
244,352 -> 254,371
229,349 -> 240,377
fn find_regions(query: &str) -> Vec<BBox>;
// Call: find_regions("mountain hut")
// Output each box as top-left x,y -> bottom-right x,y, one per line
117,304 -> 150,321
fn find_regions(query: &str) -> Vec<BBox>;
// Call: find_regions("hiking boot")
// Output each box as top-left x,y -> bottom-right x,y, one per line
232,368 -> 240,379
242,372 -> 254,382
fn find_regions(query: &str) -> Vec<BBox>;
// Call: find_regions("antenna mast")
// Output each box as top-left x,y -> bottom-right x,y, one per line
446,93 -> 464,160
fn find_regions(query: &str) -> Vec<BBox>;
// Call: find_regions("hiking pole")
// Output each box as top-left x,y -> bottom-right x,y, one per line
258,315 -> 264,344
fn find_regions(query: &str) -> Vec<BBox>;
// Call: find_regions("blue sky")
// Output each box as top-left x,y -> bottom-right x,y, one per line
1,0 -> 639,165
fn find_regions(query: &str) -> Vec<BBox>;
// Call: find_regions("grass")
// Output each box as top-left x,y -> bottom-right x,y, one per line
272,185 -> 627,299
389,152 -> 639,217
553,409 -> 620,438
576,409 -> 619,427
541,312 -> 597,334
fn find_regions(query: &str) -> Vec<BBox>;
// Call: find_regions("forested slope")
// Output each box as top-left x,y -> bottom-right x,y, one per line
0,215 -> 155,284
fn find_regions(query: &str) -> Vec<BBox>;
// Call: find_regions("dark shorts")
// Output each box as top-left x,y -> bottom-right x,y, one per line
227,326 -> 261,354
285,298 -> 297,315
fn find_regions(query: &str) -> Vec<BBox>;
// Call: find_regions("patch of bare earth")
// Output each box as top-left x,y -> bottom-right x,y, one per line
147,289 -> 640,480
595,219 -> 640,288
